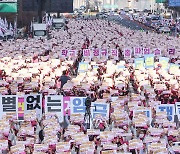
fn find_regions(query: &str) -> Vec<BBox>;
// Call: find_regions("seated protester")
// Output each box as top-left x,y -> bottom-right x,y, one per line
0,69 -> 5,80
59,70 -> 71,89
39,127 -> 44,143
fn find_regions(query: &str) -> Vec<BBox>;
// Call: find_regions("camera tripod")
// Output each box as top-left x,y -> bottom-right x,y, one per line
84,106 -> 93,129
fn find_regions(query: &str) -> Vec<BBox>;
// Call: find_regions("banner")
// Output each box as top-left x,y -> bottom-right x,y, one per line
168,48 -> 175,55
143,48 -> 151,55
68,50 -> 77,58
124,48 -> 132,58
144,54 -> 154,68
17,96 -> 25,121
63,96 -> 70,116
0,95 -> 17,119
134,58 -> 144,69
100,49 -> 108,59
157,104 -> 175,122
175,102 -> 180,120
78,62 -> 89,73
134,47 -> 142,57
24,94 -> 42,119
153,48 -> 161,56
92,49 -> 100,59
91,102 -> 110,119
111,49 -> 119,60
70,97 -> 86,115
45,95 -> 63,122
83,49 -> 91,58
60,49 -> 68,58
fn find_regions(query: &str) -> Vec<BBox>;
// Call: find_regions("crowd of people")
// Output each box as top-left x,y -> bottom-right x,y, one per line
0,18 -> 179,153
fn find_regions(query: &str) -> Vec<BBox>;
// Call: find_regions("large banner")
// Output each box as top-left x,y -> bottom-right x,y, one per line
45,95 -> 63,122
83,49 -> 91,58
70,97 -> 110,118
91,102 -> 110,119
100,49 -> 108,59
70,97 -> 86,115
60,49 -> 77,59
0,95 -> 17,119
110,49 -> 119,60
157,104 -> 175,122
143,48 -> 150,55
63,96 -> 71,116
134,47 -> 142,57
175,102 -> 180,121
153,48 -> 161,56
17,96 -> 25,121
24,94 -> 42,120
124,48 -> 132,58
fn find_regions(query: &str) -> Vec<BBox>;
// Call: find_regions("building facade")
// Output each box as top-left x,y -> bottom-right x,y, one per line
73,0 -> 158,11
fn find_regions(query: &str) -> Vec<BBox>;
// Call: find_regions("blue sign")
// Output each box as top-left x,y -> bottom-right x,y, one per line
169,0 -> 180,7
157,104 -> 175,122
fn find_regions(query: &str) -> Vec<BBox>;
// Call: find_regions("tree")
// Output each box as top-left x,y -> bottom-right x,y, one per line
93,0 -> 102,11
36,0 -> 47,23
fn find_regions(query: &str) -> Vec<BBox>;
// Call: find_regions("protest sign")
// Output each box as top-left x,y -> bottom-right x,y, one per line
134,58 -> 144,69
78,62 -> 89,73
144,54 -> 154,68
159,57 -> 169,70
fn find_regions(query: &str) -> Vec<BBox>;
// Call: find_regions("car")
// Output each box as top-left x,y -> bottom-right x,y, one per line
170,24 -> 180,33
96,12 -> 108,19
157,26 -> 171,33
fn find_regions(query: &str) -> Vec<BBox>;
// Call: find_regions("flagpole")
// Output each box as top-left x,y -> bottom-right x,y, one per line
14,14 -> 17,40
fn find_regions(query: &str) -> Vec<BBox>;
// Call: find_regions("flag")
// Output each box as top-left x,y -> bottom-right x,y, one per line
9,23 -> 14,36
13,20 -> 17,37
47,16 -> 53,26
45,13 -> 48,24
0,18 -> 6,34
0,28 -> 4,37
30,21 -> 33,32
4,18 -> 8,30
